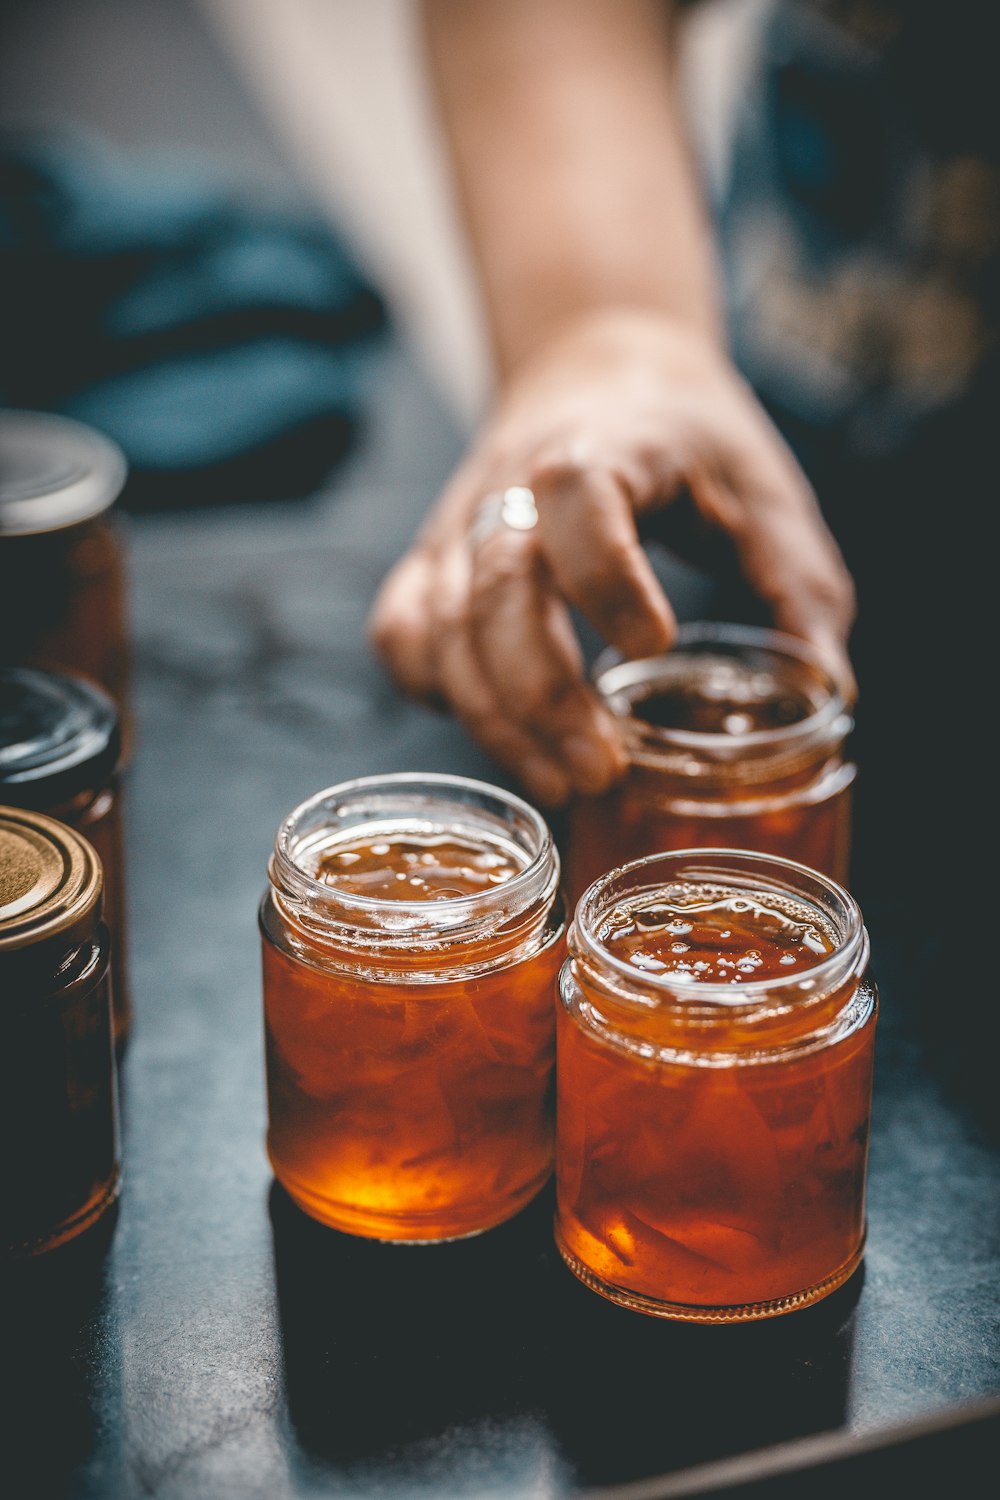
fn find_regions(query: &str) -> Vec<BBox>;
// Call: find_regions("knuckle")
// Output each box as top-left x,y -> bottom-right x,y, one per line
472,543 -> 532,608
526,452 -> 591,501
517,665 -> 570,725
434,590 -> 470,637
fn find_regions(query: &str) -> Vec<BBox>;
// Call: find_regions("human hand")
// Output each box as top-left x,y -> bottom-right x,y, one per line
368,310 -> 856,807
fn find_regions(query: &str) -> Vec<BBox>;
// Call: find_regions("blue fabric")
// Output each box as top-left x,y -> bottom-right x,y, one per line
0,133 -> 385,505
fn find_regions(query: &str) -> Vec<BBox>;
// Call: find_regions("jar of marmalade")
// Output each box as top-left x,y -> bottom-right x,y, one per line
555,848 -> 877,1322
566,623 -> 855,901
0,410 -> 129,740
261,773 -> 565,1242
0,667 -> 130,1043
1,807 -> 120,1257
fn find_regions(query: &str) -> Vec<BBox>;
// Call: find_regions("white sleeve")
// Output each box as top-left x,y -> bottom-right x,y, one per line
195,0 -> 492,426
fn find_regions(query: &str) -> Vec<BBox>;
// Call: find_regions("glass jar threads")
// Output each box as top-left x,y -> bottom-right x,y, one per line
0,807 -> 120,1257
260,773 -> 565,1242
566,623 -> 856,900
555,848 -> 877,1322
0,667 -> 130,1043
0,410 -> 129,726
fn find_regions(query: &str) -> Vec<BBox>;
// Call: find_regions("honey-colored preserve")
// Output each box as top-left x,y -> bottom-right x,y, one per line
567,624 -> 856,900
261,776 -> 564,1242
556,850 -> 877,1321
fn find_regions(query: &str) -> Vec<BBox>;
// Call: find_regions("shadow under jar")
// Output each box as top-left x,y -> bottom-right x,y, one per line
0,806 -> 120,1257
566,623 -> 855,902
260,774 -> 565,1243
555,849 -> 877,1322
0,410 -> 129,743
0,667 -> 130,1044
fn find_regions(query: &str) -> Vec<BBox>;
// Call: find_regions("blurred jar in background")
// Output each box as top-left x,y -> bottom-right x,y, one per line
0,667 -> 130,1044
0,806 -> 120,1258
566,623 -> 856,901
0,410 -> 130,748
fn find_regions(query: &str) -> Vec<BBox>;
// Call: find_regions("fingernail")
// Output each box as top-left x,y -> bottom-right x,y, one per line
522,757 -> 570,807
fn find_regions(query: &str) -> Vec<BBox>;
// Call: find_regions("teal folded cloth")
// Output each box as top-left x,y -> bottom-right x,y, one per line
0,132 -> 385,505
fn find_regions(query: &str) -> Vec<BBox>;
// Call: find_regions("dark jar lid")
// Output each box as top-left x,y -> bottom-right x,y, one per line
0,409 -> 127,536
0,668 -> 121,807
0,806 -> 103,956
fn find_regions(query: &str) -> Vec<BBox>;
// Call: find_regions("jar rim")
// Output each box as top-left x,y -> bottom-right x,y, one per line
594,622 -> 850,764
0,667 -> 121,806
269,772 -> 559,937
572,847 -> 866,1009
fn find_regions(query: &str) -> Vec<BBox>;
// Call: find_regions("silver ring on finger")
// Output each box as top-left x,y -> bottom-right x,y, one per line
469,485 -> 539,548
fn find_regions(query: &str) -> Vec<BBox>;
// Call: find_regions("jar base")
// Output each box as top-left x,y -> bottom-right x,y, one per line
272,1159 -> 552,1244
5,1169 -> 121,1259
554,1221 -> 865,1322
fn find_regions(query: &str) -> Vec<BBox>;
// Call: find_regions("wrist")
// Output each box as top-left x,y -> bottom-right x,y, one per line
497,304 -> 728,398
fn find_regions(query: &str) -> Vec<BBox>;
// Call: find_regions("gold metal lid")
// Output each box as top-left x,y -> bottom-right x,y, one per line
0,806 -> 103,953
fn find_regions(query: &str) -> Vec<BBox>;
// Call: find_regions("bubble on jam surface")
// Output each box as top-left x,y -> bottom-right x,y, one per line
311,826 -> 528,900
722,713 -> 754,735
630,953 -> 667,972
602,883 -> 836,983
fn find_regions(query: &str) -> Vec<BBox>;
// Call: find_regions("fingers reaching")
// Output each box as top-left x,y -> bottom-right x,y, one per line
370,527 -> 620,807
369,314 -> 861,803
532,459 -> 677,663
468,520 -> 627,794
687,425 -> 857,704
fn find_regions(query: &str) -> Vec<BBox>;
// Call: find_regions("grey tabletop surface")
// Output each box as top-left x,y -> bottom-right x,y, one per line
5,330 -> 998,1500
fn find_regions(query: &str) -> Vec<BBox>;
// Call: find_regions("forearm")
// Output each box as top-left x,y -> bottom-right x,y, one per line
421,0 -> 722,379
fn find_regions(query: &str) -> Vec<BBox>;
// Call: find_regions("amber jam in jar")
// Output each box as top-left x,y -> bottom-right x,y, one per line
1,806 -> 120,1257
555,849 -> 877,1322
0,668 -> 130,1043
566,623 -> 855,900
0,411 -> 129,738
260,774 -> 565,1242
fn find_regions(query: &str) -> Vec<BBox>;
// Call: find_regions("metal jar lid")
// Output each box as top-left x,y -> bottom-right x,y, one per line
0,410 -> 127,536
0,668 -> 121,807
0,807 -> 103,954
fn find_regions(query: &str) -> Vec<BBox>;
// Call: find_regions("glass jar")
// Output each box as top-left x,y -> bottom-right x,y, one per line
0,410 -> 130,744
555,848 -> 877,1321
0,806 -> 120,1257
260,773 -> 565,1242
0,667 -> 130,1044
566,622 -> 855,901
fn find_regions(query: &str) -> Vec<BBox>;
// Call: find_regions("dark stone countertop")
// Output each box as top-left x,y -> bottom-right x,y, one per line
4,340 -> 999,1500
